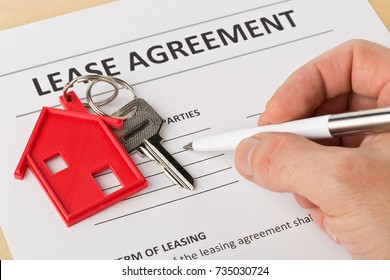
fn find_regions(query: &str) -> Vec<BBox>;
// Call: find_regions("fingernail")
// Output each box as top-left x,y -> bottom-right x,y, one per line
323,220 -> 339,244
235,137 -> 259,177
258,113 -> 269,125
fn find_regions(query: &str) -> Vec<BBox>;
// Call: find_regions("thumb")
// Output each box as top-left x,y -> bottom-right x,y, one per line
234,132 -> 341,206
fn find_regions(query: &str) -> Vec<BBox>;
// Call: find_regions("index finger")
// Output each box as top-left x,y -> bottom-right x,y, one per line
260,39 -> 390,125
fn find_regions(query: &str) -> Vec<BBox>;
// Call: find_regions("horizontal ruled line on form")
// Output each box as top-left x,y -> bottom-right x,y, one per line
95,180 -> 239,226
2,0 -> 293,79
14,30 -> 333,119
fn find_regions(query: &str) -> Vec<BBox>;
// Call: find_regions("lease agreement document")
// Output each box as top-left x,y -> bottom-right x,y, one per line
1,0 -> 389,259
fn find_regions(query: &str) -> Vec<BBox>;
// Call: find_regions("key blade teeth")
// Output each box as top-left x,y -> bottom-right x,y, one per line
164,169 -> 194,190
143,138 -> 195,191
163,170 -> 180,185
164,168 -> 194,191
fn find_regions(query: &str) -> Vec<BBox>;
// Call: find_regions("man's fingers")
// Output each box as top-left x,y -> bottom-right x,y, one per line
235,132 -> 345,208
294,194 -> 315,209
259,40 -> 390,125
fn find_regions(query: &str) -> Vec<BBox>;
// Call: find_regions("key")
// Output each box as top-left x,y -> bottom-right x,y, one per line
112,98 -> 195,191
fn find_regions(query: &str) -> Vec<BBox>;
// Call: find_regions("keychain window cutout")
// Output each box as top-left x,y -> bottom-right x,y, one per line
92,166 -> 123,196
15,91 -> 148,227
44,153 -> 68,175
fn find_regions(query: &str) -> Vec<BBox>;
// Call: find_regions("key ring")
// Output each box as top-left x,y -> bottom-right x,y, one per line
63,75 -> 119,107
86,76 -> 137,119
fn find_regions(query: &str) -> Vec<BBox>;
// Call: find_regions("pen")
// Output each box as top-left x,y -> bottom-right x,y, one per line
183,107 -> 390,152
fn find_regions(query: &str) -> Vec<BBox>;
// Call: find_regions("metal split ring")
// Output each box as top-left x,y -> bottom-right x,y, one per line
86,76 -> 137,119
63,75 -> 137,119
63,75 -> 119,108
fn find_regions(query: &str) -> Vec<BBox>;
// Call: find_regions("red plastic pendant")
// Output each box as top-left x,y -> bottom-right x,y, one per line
15,91 -> 147,226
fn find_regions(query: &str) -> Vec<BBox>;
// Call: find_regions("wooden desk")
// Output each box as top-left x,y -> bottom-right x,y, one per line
370,0 -> 390,30
0,0 -> 389,31
0,0 -> 389,260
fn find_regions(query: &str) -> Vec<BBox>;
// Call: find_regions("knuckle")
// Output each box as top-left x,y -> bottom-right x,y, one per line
323,149 -> 383,217
330,149 -> 367,183
251,134 -> 293,189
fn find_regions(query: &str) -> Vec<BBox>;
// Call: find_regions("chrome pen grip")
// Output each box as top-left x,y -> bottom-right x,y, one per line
328,107 -> 390,137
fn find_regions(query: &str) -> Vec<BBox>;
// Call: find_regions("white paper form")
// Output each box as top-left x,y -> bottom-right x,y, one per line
1,0 -> 389,259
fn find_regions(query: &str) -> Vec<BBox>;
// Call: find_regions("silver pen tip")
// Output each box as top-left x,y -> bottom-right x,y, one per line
183,143 -> 193,150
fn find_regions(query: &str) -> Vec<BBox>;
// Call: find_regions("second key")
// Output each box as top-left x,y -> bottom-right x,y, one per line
112,98 -> 195,191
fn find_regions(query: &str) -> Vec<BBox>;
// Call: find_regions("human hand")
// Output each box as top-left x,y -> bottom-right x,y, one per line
235,40 -> 390,259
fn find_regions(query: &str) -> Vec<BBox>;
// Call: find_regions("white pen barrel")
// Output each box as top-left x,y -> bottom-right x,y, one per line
192,114 -> 332,151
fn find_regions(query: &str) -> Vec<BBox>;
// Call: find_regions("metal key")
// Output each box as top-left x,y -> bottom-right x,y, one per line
112,98 -> 194,191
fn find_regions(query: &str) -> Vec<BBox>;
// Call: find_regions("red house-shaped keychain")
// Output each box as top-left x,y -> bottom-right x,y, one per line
15,91 -> 147,226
